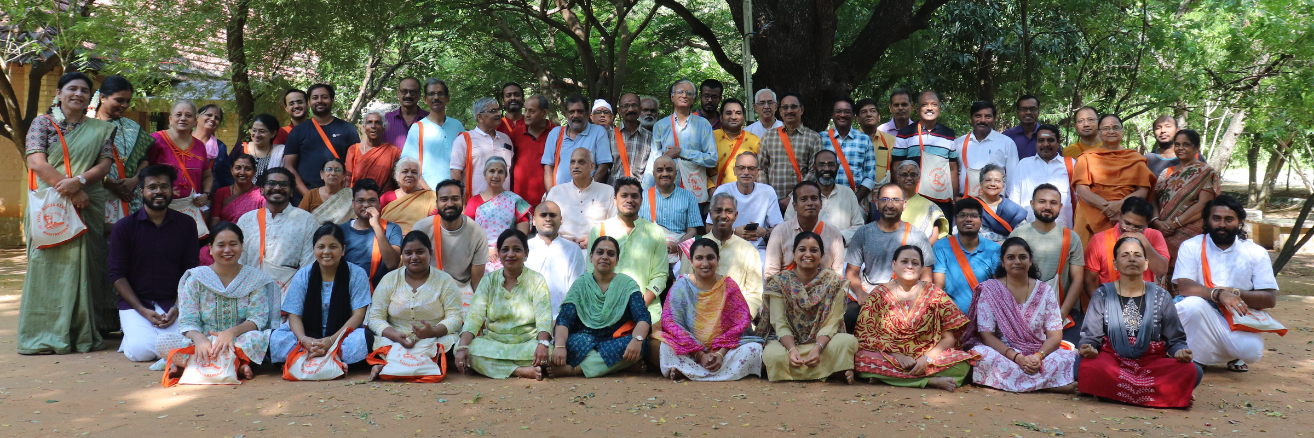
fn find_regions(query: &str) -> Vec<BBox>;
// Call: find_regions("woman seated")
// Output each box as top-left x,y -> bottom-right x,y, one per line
366,230 -> 464,380
381,157 -> 437,233
878,161 -> 948,243
453,229 -> 553,379
971,164 -> 1027,243
1073,114 -> 1156,243
1151,128 -> 1220,264
762,232 -> 857,383
550,236 -> 651,378
270,222 -> 372,365
300,158 -> 353,225
659,238 -> 764,381
853,245 -> 978,392
465,156 -> 531,271
963,237 -> 1077,393
159,222 -> 279,380
1078,236 -> 1199,408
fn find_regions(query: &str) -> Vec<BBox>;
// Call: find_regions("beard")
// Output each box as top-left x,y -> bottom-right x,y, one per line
144,195 -> 170,211
817,170 -> 837,187
439,207 -> 462,222
639,115 -> 657,130
1205,223 -> 1241,246
1034,209 -> 1057,224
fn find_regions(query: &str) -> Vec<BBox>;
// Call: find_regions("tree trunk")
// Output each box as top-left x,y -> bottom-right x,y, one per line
1208,108 -> 1246,173
1020,0 -> 1032,93
346,48 -> 382,124
226,0 -> 255,140
975,45 -> 995,101
1255,137 -> 1293,210
1247,140 -> 1260,206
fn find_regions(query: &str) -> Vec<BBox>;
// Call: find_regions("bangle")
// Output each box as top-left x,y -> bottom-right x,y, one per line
454,344 -> 469,351
1173,218 -> 1182,227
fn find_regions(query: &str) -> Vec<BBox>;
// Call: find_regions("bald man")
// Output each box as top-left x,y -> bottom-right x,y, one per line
640,156 -> 702,261
543,147 -> 617,246
525,201 -> 587,318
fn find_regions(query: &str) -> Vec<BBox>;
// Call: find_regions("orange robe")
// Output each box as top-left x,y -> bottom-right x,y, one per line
1072,147 -> 1156,244
345,142 -> 402,192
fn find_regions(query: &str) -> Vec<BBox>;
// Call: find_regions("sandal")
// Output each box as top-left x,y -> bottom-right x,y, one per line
1226,359 -> 1249,372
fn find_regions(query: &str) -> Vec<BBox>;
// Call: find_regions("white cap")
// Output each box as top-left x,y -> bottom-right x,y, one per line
592,99 -> 613,113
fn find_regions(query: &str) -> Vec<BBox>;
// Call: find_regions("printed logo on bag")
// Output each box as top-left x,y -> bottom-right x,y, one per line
398,349 -> 428,367
193,355 -> 226,378
39,203 -> 70,236
930,168 -> 950,192
303,355 -> 330,372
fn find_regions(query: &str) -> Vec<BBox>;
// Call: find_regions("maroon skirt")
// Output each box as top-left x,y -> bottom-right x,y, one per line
1078,339 -> 1195,408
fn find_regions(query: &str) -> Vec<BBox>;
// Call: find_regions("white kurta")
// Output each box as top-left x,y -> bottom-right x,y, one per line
543,181 -> 617,242
1006,155 -> 1076,228
955,130 -> 1020,198
1172,235 -> 1278,365
783,184 -> 866,242
525,234 -> 587,319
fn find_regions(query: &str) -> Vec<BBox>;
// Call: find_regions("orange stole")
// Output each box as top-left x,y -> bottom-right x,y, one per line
380,189 -> 436,234
1072,147 -> 1156,244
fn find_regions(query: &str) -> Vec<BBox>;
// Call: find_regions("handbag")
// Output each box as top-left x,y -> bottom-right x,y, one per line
27,117 -> 88,249
161,337 -> 250,387
365,338 -> 447,383
169,195 -> 210,239
282,327 -> 352,381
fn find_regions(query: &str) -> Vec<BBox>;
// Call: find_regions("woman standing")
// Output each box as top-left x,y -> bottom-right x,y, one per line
659,238 -> 763,381
1078,237 -> 1199,408
465,156 -> 531,270
853,245 -> 978,391
240,114 -> 286,181
148,101 -> 213,208
1151,129 -> 1220,263
963,237 -> 1077,393
550,236 -> 652,378
209,153 -> 264,226
196,104 -> 234,190
454,229 -> 553,380
366,231 -> 464,380
380,157 -> 437,233
761,232 -> 857,382
269,223 -> 372,365
1072,114 -> 1156,244
299,158 -> 352,224
19,72 -> 116,354
971,164 -> 1027,243
93,75 -> 152,222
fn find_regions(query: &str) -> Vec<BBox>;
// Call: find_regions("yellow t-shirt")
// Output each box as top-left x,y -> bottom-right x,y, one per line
1062,140 -> 1102,159
870,130 -> 896,184
712,129 -> 762,185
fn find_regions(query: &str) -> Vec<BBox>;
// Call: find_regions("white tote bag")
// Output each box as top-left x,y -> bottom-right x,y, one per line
282,328 -> 350,381
169,195 -> 209,239
27,178 -> 88,249
161,337 -> 245,387
917,151 -> 955,202
366,338 -> 446,382
1224,307 -> 1288,336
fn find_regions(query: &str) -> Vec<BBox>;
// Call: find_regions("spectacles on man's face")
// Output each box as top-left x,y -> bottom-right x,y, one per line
672,89 -> 695,96
265,180 -> 293,188
780,104 -> 802,111
480,108 -> 503,116
878,197 -> 905,203
734,165 -> 758,172
755,100 -> 776,107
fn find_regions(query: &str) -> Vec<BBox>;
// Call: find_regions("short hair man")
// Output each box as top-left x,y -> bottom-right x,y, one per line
876,88 -> 913,136
767,180 -> 846,277
823,96 -> 880,201
450,97 -> 515,197
932,197 -> 1001,312
759,91 -> 823,211
1172,195 -> 1278,370
695,79 -> 724,130
524,201 -> 586,319
649,79 -> 718,204
607,93 -> 654,185
680,192 -> 767,324
497,82 -> 526,135
589,176 -> 670,361
709,151 -> 784,260
413,179 -> 490,311
712,98 -> 761,186
744,88 -> 783,139
784,149 -> 866,241
274,88 -> 307,145
956,100 -> 1019,198
384,77 -> 429,147
284,83 -> 362,197
639,96 -> 661,130
508,94 -> 557,210
340,178 -> 403,286
1062,106 -> 1101,158
109,164 -> 200,362
1006,124 -> 1076,227
1082,196 -> 1171,296
237,167 -> 318,290
892,90 -> 958,218
845,183 -> 936,329
854,97 -> 895,184
640,156 -> 702,261
1001,94 -> 1041,159
1144,115 -> 1202,176
541,94 -> 614,189
1009,183 -> 1086,343
543,147 -> 618,246
403,78 -> 467,189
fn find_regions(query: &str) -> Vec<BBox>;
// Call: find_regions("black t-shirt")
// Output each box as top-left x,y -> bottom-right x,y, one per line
283,118 -> 360,188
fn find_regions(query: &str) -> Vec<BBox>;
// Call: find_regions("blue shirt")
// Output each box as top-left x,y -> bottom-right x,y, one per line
281,262 -> 373,333
340,220 -> 404,286
638,186 -> 702,234
1002,125 -> 1037,159
932,236 -> 1000,312
284,118 -> 361,189
646,113 -> 718,188
402,116 -> 466,188
822,128 -> 879,190
541,124 -> 614,185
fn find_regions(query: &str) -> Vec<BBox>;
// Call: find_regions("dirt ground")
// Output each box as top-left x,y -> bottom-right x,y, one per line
2,250 -> 1314,437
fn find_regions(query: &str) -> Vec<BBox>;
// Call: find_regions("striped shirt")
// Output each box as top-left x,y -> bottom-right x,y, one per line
759,124 -> 823,200
638,186 -> 702,234
823,127 -> 879,190
606,126 -> 653,185
893,121 -> 958,162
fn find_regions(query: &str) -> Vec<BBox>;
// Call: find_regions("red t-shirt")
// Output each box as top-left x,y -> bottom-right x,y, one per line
506,120 -> 556,209
1084,227 -> 1171,283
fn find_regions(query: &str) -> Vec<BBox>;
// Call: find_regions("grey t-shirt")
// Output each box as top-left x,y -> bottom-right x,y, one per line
844,221 -> 936,285
1009,222 -> 1084,286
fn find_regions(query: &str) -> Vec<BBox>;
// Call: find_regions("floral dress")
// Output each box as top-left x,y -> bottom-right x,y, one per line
465,191 -> 531,270
965,279 -> 1077,392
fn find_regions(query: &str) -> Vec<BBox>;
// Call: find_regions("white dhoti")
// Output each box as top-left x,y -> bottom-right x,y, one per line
1176,296 -> 1265,366
118,304 -> 181,362
659,343 -> 763,382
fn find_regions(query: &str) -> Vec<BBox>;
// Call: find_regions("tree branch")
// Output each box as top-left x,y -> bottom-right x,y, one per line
653,0 -> 742,80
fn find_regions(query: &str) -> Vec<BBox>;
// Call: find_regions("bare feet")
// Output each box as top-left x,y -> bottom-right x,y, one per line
844,370 -> 855,385
547,365 -> 579,378
168,365 -> 184,380
1043,382 -> 1078,394
368,364 -> 384,381
511,366 -> 544,380
668,368 -> 685,382
239,364 -> 254,380
926,376 -> 957,392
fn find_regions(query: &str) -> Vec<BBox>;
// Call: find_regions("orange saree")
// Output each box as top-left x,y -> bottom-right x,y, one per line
1072,147 -> 1156,244
380,189 -> 437,233
346,143 -> 401,192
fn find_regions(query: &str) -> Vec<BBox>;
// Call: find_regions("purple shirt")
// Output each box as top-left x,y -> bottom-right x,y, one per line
1002,125 -> 1038,159
108,208 -> 201,311
384,107 -> 429,150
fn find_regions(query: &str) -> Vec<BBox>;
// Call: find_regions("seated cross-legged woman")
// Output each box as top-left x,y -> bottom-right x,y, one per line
549,236 -> 651,378
365,230 -> 463,380
269,223 -> 372,367
659,238 -> 764,382
454,229 -> 554,380
761,232 -> 857,383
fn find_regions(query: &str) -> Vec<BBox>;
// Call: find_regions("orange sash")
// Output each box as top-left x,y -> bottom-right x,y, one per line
669,115 -> 686,189
1056,227 -> 1072,294
718,131 -> 747,186
826,129 -> 857,191
158,132 -> 200,191
948,236 -> 981,290
367,218 -> 389,294
257,208 -> 267,265
971,195 -> 1014,233
108,139 -> 131,214
548,128 -> 566,189
461,132 -> 474,198
432,222 -> 445,271
1199,237 -> 1214,288
29,115 -> 76,189
501,117 -> 513,133
776,127 -> 802,182
647,187 -> 658,219
417,122 -> 426,170
311,120 -> 341,160
1102,227 -> 1122,282
1063,156 -> 1075,187
960,135 -> 974,196
614,127 -> 631,177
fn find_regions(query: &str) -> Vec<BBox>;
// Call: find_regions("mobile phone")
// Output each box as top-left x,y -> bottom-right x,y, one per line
744,222 -> 759,231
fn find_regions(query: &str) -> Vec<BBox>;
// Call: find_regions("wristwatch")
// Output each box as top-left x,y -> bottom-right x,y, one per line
76,175 -> 86,185
538,339 -> 552,348
632,334 -> 645,342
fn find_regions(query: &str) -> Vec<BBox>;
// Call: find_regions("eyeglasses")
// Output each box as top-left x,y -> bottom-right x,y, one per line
814,162 -> 839,169
323,167 -> 344,173
592,110 -> 612,115
1099,125 -> 1124,132
780,104 -> 802,111
265,180 -> 293,188
672,90 -> 695,96
399,89 -> 420,96
426,91 -> 448,98
755,100 -> 776,107
480,108 -> 503,115
897,172 -> 918,179
734,165 -> 758,172
878,197 -> 905,203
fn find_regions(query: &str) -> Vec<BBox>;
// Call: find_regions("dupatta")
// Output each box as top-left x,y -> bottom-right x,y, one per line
962,279 -> 1050,355
761,269 -> 848,344
562,273 -> 641,329
660,275 -> 760,355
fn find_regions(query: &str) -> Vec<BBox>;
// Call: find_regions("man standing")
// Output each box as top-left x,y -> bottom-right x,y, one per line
589,177 -> 669,335
450,97 -> 515,196
544,148 -> 617,246
845,183 -> 936,329
744,88 -> 782,139
1082,196 -> 1171,295
876,88 -> 914,137
639,96 -> 661,131
1001,95 -> 1041,159
710,152 -> 784,260
1008,124 -> 1076,227
932,197 -> 1001,312
403,78 -> 467,189
508,95 -> 556,209
784,150 -> 866,241
955,100 -> 1019,198
1144,115 -> 1184,176
542,94 -> 613,189
384,77 -> 428,148
712,98 -> 761,186
824,97 -> 879,201
1062,106 -> 1102,159
274,88 -> 308,145
524,201 -> 586,318
340,178 -> 402,287
640,156 -> 702,265
1009,183 -> 1086,343
759,91 -> 822,211
412,179 -> 489,311
607,93 -> 653,185
590,99 -> 614,128
767,181 -> 846,277
1173,195 -> 1278,371
855,98 -> 895,185
237,167 -> 318,292
893,90 -> 957,218
109,165 -> 200,362
284,83 -> 361,197
695,79 -> 724,130
496,82 -> 526,135
679,193 -> 766,322
650,79 -> 718,204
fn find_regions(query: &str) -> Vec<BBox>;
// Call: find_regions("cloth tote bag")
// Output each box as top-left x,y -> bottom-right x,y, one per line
161,337 -> 250,387
169,195 -> 210,239
283,327 -> 352,381
27,118 -> 87,249
365,338 -> 447,383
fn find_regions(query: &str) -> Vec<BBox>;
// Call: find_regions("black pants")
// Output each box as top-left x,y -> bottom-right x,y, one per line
844,301 -> 861,334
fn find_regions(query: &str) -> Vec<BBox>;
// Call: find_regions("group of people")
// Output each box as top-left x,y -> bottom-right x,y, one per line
20,71 -> 1281,409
